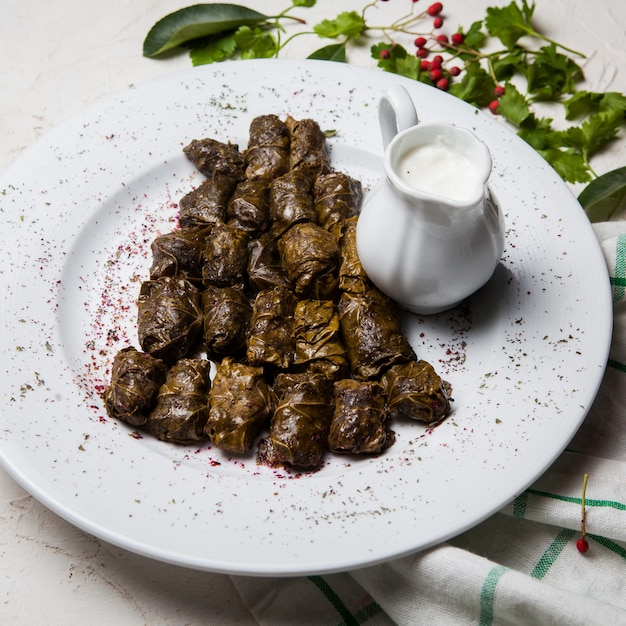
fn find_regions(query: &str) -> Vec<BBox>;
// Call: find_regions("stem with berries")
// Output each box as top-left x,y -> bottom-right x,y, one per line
576,473 -> 590,553
145,0 -> 626,189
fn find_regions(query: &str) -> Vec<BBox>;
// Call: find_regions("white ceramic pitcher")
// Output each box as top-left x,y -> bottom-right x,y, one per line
356,85 -> 505,315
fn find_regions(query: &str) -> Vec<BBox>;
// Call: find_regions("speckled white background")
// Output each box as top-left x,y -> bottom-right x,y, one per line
1,1 -> 625,623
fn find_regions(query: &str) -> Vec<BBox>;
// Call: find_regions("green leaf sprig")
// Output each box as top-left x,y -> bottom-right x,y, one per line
144,0 -> 626,219
143,2 -> 316,62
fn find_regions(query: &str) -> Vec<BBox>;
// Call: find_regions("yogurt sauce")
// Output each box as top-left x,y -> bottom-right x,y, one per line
397,133 -> 478,202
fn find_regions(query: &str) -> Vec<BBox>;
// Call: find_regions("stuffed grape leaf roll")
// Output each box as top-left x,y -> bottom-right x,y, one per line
202,284 -> 252,358
328,379 -> 390,454
149,226 -> 211,283
183,138 -> 245,180
147,358 -> 211,444
269,168 -> 316,227
226,179 -> 270,236
337,287 -> 416,380
277,222 -> 339,301
205,357 -> 274,453
244,114 -> 290,181
257,372 -> 333,468
382,360 -> 451,424
285,116 -> 331,177
333,216 -> 370,295
178,177 -> 236,229
201,222 -> 250,287
137,276 -> 203,364
104,347 -> 167,427
246,230 -> 292,293
293,299 -> 347,380
246,286 -> 296,369
313,171 -> 362,230
181,138 -> 245,228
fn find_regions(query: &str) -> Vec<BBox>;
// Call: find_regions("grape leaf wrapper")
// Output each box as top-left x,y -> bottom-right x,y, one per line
147,358 -> 211,444
328,379 -> 390,454
104,347 -> 168,427
206,357 -> 274,453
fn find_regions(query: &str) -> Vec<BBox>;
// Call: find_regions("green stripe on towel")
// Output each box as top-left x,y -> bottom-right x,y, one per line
512,492 -> 528,518
531,528 -> 575,579
479,565 -> 508,626
353,602 -> 385,623
589,534 -> 626,561
608,358 -> 626,373
308,576 -> 366,626
525,488 -> 626,511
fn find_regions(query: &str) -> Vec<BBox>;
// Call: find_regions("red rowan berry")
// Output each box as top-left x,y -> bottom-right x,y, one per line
427,2 -> 443,16
494,84 -> 506,97
436,77 -> 449,90
430,68 -> 443,81
451,32 -> 464,45
436,33 -> 448,43
414,36 -> 427,48
380,49 -> 391,60
420,60 -> 431,71
449,65 -> 461,76
577,537 -> 589,553
416,47 -> 429,58
488,100 -> 500,114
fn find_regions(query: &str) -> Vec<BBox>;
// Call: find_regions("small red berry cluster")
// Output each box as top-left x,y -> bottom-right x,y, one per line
410,2 -> 466,91
376,1 -> 501,99
488,84 -> 506,115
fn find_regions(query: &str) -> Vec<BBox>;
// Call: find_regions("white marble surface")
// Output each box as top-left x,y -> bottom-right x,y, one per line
1,1 -> 625,623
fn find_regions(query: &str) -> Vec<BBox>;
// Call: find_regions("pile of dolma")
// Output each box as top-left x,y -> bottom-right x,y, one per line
104,113 -> 452,468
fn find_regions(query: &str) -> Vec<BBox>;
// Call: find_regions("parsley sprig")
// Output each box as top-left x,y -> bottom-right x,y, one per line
144,0 -> 626,219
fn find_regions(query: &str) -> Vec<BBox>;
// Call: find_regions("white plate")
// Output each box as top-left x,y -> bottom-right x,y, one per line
0,60 -> 612,576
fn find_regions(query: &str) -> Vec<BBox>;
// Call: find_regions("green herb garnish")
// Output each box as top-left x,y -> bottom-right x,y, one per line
143,0 -> 626,219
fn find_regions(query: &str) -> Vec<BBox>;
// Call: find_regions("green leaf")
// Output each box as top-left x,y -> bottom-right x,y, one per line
538,148 -> 591,184
498,81 -> 532,126
578,167 -> 626,222
524,44 -> 583,99
555,125 -> 587,151
307,43 -> 346,62
516,114 -> 594,183
234,25 -> 277,59
314,11 -> 366,39
564,91 -> 626,121
371,43 -> 419,80
485,0 -> 535,48
189,31 -> 238,65
462,20 -> 486,49
580,109 -> 624,157
491,49 -> 525,81
563,91 -> 604,119
395,55 -> 421,81
292,0 -> 316,6
599,92 -> 626,117
448,62 -> 495,107
143,3 -> 268,57
517,116 -> 554,151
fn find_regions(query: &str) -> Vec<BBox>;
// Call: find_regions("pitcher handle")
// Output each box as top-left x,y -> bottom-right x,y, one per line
379,84 -> 419,149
